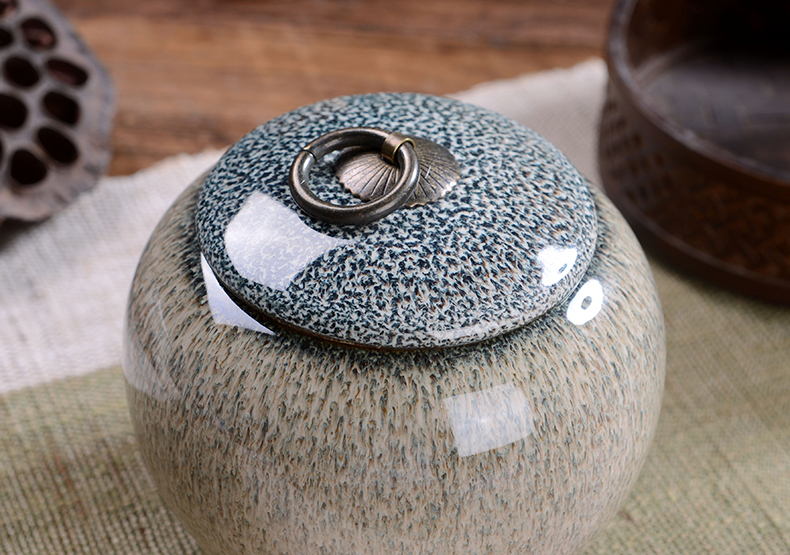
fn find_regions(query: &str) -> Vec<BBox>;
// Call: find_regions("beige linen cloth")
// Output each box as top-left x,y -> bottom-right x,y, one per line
1,59 -> 789,554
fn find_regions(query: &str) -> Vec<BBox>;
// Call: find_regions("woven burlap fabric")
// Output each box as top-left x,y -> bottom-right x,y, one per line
2,60 -> 789,554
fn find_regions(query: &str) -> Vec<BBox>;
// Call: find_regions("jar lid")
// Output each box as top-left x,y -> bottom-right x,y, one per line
197,93 -> 597,349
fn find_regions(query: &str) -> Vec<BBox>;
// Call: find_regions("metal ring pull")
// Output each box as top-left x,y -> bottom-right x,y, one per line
289,127 -> 419,225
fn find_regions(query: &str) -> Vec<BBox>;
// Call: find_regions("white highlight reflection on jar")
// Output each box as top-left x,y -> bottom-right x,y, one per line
443,382 -> 534,457
201,254 -> 274,335
537,245 -> 578,286
224,192 -> 353,291
566,279 -> 604,326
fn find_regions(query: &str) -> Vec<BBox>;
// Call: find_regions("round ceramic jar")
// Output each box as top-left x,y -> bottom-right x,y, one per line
124,93 -> 665,555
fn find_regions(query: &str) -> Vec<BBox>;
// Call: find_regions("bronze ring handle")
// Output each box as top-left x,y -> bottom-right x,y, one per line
289,127 -> 419,225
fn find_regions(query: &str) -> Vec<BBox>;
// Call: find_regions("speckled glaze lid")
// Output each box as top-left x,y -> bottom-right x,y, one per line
197,93 -> 598,349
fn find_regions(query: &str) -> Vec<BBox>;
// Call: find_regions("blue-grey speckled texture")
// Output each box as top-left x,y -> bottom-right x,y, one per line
197,93 -> 597,349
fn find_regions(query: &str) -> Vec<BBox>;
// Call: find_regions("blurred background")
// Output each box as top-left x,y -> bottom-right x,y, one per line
53,0 -> 615,175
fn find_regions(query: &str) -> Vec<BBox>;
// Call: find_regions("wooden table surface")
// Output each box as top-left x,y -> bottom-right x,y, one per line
54,0 -> 615,176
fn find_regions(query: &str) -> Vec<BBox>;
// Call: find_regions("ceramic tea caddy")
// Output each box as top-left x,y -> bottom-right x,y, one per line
123,93 -> 665,555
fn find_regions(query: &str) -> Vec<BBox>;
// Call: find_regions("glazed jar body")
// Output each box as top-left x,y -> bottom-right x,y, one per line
124,177 -> 665,555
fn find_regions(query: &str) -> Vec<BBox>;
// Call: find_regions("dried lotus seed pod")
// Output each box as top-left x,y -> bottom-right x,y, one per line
0,0 -> 114,225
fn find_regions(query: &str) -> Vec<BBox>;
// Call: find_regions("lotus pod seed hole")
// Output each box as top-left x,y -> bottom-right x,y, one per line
21,18 -> 56,50
46,58 -> 89,87
37,127 -> 78,165
10,149 -> 47,186
5,56 -> 40,88
0,27 -> 12,48
0,1 -> 16,19
43,91 -> 80,125
0,93 -> 27,129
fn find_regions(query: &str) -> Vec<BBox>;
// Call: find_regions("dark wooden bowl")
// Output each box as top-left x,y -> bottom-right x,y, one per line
599,0 -> 790,303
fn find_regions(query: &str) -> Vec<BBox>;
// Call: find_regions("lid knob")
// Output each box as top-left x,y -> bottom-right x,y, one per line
289,127 -> 420,225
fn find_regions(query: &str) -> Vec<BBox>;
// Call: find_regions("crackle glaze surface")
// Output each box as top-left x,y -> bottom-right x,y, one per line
197,93 -> 597,349
125,177 -> 665,555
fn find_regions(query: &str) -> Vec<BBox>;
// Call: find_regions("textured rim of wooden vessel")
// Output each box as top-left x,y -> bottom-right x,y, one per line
599,0 -> 790,303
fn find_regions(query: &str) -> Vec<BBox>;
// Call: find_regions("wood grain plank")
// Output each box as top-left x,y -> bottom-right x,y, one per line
52,0 -> 614,174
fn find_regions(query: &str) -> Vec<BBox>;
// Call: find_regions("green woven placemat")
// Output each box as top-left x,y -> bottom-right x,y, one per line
2,256 -> 789,554
0,368 -> 199,554
584,258 -> 790,554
